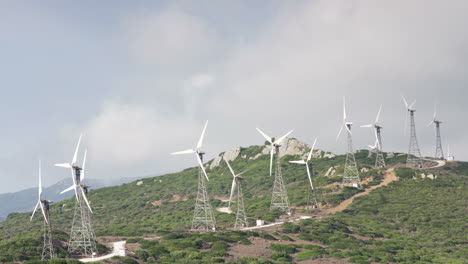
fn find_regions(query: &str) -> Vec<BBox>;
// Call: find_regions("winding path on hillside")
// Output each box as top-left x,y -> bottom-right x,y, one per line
324,168 -> 398,214
79,241 -> 126,263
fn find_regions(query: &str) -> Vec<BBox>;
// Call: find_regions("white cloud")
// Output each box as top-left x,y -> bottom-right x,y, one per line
123,8 -> 216,66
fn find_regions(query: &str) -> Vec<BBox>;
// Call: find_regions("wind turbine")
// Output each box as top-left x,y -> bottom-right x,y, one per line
256,128 -> 293,177
172,121 -> 209,181
31,160 -> 55,260
337,97 -> 361,187
289,138 -> 320,208
225,160 -> 248,229
256,128 -> 293,214
171,121 -> 216,231
361,105 -> 386,167
55,134 -> 96,256
55,135 -> 92,213
402,96 -> 423,168
428,104 -> 444,160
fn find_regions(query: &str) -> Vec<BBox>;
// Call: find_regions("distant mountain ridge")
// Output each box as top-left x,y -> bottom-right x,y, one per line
0,176 -> 141,222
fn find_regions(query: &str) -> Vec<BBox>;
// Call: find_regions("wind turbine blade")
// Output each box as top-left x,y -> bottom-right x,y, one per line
402,96 -> 408,109
80,187 -> 93,213
307,138 -> 318,161
196,153 -> 209,181
81,149 -> 87,182
225,160 -> 236,177
71,168 -> 79,198
274,130 -> 294,145
39,202 -> 48,224
343,96 -> 347,120
427,120 -> 434,127
256,128 -> 272,143
404,112 -> 408,136
409,100 -> 416,109
360,124 -> 373,128
38,160 -> 42,198
228,178 -> 236,208
55,163 -> 72,168
269,146 -> 274,176
196,120 -> 208,151
289,160 -> 306,164
60,185 -> 75,194
171,149 -> 195,155
375,105 -> 382,123
72,134 -> 82,165
305,164 -> 314,191
31,201 -> 40,221
336,125 -> 343,142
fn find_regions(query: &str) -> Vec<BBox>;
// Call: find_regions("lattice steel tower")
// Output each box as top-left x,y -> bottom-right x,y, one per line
339,98 -> 361,187
41,201 -> 55,260
191,152 -> 216,231
406,110 -> 423,168
271,145 -> 291,214
234,176 -> 248,229
343,124 -> 361,186
374,126 -> 386,168
68,167 -> 97,256
31,161 -> 55,260
429,107 -> 444,160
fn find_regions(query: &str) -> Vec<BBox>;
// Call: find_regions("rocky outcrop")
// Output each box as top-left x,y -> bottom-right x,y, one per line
209,147 -> 241,169
323,152 -> 336,159
386,152 -> 395,158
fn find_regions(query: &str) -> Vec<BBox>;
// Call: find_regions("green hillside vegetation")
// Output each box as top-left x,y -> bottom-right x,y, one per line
0,143 -> 466,263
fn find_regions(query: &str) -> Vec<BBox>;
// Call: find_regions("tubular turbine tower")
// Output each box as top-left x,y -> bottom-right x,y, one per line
172,121 -> 216,232
337,97 -> 361,187
55,135 -> 96,256
403,97 -> 423,168
256,128 -> 294,214
31,160 -> 55,260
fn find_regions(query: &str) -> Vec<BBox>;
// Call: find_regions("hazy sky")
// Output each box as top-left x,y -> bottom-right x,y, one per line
1,0 -> 467,193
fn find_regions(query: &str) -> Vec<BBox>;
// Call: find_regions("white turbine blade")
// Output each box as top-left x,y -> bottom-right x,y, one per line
269,146 -> 274,176
171,149 -> 195,155
307,138 -> 318,161
409,100 -> 416,109
305,164 -> 314,191
228,178 -> 236,208
38,160 -> 42,199
447,144 -> 450,156
427,120 -> 434,127
289,160 -> 306,164
30,201 -> 40,221
236,171 -> 247,177
72,134 -> 82,165
39,202 -> 48,224
368,145 -> 376,149
274,130 -> 294,145
402,96 -> 408,109
195,153 -> 209,181
81,149 -> 87,182
71,168 -> 79,198
60,185 -> 75,194
343,96 -> 347,120
360,124 -> 373,128
196,120 -> 208,151
55,163 -> 72,168
375,105 -> 382,123
404,112 -> 408,136
225,160 -> 236,177
336,125 -> 343,141
256,128 -> 272,143
80,187 -> 93,213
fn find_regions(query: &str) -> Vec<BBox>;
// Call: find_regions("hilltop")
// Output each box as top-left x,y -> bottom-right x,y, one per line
0,138 -> 466,263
